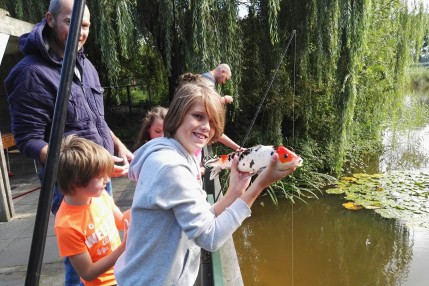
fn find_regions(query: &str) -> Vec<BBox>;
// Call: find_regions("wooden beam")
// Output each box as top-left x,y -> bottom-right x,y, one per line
0,33 -> 10,65
0,9 -> 34,38
0,132 -> 15,222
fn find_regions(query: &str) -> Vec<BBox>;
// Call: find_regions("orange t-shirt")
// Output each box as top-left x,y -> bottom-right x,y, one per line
55,191 -> 121,286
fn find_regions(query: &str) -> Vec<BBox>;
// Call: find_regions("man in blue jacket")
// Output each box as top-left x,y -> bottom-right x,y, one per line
4,0 -> 133,285
201,63 -> 233,104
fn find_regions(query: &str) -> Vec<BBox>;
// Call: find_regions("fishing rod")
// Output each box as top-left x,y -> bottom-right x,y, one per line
213,30 -> 298,203
239,29 -> 296,149
24,1 -> 86,285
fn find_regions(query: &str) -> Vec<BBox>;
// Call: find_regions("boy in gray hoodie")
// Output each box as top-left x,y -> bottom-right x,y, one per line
115,74 -> 296,285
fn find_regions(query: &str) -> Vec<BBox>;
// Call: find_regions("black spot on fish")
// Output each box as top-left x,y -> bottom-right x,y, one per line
242,149 -> 251,156
249,159 -> 255,168
254,146 -> 262,152
273,145 -> 279,150
239,153 -> 245,160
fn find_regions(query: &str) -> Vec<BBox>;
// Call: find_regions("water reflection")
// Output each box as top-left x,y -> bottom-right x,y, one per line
234,90 -> 429,285
380,124 -> 429,172
234,195 -> 423,286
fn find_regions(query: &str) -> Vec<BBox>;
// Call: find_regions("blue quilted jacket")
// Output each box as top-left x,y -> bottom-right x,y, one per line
5,19 -> 114,161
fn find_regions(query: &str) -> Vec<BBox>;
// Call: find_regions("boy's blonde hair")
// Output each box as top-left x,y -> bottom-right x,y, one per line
164,73 -> 226,144
57,135 -> 114,195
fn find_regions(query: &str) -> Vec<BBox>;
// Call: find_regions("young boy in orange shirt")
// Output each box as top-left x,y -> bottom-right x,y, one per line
55,135 -> 129,286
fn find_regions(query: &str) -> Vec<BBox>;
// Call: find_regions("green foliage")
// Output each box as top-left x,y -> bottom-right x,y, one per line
6,0 -> 429,205
115,39 -> 169,105
87,0 -> 138,85
234,1 -> 429,206
1,0 -> 45,24
134,0 -> 244,99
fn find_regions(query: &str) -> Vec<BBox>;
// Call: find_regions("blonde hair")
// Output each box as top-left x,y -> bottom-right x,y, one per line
134,106 -> 168,150
164,73 -> 225,144
57,135 -> 114,195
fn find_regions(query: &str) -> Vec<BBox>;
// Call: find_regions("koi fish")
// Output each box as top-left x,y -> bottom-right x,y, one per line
203,145 -> 303,180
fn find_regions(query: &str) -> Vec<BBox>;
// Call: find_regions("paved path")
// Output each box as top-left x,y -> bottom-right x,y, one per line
0,154 -> 135,285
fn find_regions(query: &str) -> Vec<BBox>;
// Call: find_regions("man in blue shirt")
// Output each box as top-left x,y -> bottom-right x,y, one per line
201,63 -> 233,104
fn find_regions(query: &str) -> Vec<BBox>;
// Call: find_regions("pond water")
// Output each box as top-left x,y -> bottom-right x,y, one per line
234,91 -> 429,285
234,195 -> 429,286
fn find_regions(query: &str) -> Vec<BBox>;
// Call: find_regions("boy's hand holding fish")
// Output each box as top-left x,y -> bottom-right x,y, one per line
241,152 -> 297,206
214,155 -> 252,215
214,152 -> 298,214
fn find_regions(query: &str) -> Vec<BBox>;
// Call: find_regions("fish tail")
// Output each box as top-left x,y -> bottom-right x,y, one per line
203,156 -> 218,169
209,167 -> 223,180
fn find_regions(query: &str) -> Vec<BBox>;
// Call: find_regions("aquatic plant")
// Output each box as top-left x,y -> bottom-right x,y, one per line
326,170 -> 429,229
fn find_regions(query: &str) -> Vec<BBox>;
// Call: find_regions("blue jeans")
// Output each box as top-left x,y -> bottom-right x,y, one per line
39,167 -> 113,286
64,256 -> 84,286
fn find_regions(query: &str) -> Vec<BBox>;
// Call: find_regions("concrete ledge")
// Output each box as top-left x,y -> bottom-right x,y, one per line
220,237 -> 244,286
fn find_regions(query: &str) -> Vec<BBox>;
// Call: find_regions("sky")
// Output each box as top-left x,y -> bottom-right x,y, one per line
238,1 -> 429,17
408,0 -> 429,9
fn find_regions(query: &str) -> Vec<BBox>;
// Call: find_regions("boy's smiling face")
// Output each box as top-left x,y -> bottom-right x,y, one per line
174,101 -> 214,154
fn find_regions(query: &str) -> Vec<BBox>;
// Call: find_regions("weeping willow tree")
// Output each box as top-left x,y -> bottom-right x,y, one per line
298,0 -> 420,175
0,0 -> 45,24
330,0 -> 368,174
133,0 -> 248,100
238,0 -> 428,176
85,0 -> 137,85
303,0 -> 427,175
4,0 -> 428,177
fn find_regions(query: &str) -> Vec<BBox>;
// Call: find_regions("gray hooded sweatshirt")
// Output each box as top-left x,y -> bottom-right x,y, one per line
115,137 -> 251,285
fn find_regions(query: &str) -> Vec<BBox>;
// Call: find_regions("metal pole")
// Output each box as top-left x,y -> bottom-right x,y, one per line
25,0 -> 86,284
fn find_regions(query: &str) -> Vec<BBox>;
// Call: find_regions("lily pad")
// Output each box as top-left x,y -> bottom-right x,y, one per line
327,169 -> 429,229
342,202 -> 364,210
341,177 -> 358,182
326,188 -> 345,194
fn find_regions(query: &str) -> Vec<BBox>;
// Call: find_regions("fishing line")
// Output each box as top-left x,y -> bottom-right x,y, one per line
214,30 -> 298,203
214,30 -> 297,205
239,29 -> 297,149
291,29 -> 297,286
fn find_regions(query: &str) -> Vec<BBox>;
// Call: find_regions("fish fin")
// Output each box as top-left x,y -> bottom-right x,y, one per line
209,167 -> 223,180
203,156 -> 219,170
203,156 -> 222,180
255,167 -> 266,174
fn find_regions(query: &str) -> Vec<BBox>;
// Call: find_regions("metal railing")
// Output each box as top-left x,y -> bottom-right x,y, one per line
196,145 -> 244,286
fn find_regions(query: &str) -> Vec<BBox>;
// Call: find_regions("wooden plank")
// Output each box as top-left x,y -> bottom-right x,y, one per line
0,32 -> 9,65
0,9 -> 34,38
1,133 -> 16,149
0,131 -> 15,221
